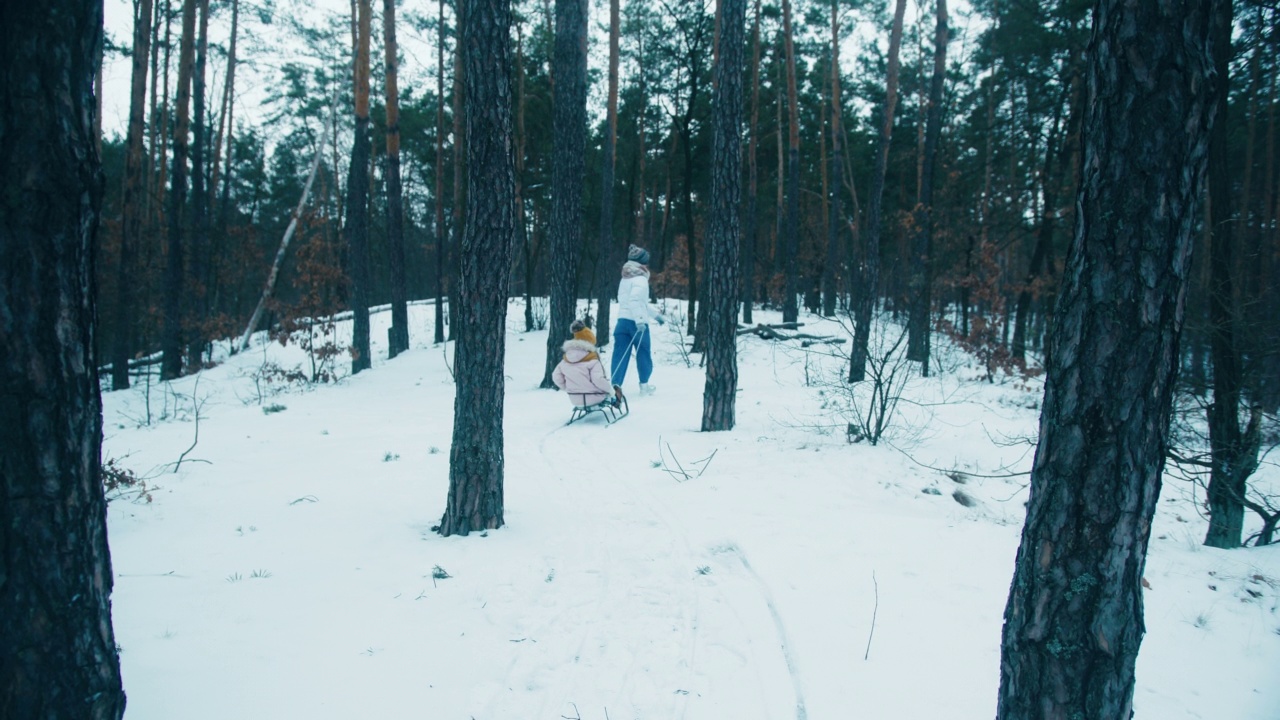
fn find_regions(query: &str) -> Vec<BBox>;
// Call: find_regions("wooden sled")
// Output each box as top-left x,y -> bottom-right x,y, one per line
567,388 -> 630,425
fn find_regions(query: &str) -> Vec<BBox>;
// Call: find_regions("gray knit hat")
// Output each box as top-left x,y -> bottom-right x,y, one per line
628,244 -> 650,265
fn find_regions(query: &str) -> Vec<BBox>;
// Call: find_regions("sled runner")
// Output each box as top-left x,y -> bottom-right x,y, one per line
567,388 -> 629,425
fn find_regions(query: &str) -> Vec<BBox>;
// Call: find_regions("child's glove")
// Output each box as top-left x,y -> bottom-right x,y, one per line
655,314 -> 666,326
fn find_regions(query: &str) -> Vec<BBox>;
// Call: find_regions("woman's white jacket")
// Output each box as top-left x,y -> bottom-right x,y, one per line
617,262 -> 657,324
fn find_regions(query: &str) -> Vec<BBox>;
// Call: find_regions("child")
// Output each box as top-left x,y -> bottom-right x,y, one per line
552,319 -> 618,407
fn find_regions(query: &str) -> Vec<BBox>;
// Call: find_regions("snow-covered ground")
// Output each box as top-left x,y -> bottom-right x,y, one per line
102,299 -> 1280,719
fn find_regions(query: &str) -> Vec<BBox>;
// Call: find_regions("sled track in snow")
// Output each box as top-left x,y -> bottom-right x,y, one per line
719,543 -> 809,720
472,422 -> 706,719
540,422 -> 809,720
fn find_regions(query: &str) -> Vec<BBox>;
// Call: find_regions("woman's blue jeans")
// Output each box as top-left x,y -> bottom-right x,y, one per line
611,318 -> 652,386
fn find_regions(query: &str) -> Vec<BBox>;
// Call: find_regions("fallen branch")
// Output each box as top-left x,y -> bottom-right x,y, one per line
736,323 -> 841,345
657,436 -> 717,482
736,321 -> 806,333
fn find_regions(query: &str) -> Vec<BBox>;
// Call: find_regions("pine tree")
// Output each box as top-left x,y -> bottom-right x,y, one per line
996,2 -> 1225,716
113,0 -> 155,391
0,0 -> 127,713
702,0 -> 746,431
541,0 -> 589,388
438,0 -> 519,536
161,0 -> 199,380
384,0 -> 409,357
849,0 -> 907,383
346,0 -> 374,374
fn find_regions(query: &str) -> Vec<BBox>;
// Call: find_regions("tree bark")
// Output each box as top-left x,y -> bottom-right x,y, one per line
384,0 -> 409,357
0,0 -> 127,713
186,0 -> 210,370
210,0 -> 239,317
1203,1 -> 1249,549
434,0 -> 447,344
450,0 -> 466,343
741,0 -> 761,325
633,29 -> 648,259
678,12 -> 709,336
162,0 -> 198,380
541,0 -> 589,388
906,0 -> 947,373
780,0 -> 801,323
702,0 -> 745,431
439,0 -> 518,537
209,0 -> 237,214
849,0 -> 907,382
773,36 -> 783,305
995,2 -> 1224,717
156,0 -> 173,232
346,0 -> 373,374
822,0 -> 843,319
594,0 -> 621,348
113,0 -> 155,391
146,0 -> 164,222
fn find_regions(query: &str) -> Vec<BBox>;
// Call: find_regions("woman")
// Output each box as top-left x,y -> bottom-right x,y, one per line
611,244 -> 663,395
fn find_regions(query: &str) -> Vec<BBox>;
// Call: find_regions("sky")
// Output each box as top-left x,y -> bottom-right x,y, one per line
100,297 -> 1280,719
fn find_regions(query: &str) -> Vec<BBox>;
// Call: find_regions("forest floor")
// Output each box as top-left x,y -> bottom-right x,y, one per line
102,299 -> 1280,719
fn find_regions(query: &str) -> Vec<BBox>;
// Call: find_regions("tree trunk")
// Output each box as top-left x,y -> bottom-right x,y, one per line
680,36 -> 705,337
1012,81 -> 1071,364
237,96 -> 338,353
702,0 -> 745,432
780,0 -> 800,323
113,0 -> 155,391
773,38 -> 783,305
209,0 -> 237,214
658,119 -> 676,271
995,3 -> 1223,718
439,0 -> 518,537
434,0 -> 447,344
633,30 -> 648,260
450,0 -> 466,343
146,0 -> 163,222
156,0 -> 173,230
384,0 -> 409,357
594,0 -> 621,348
209,0 -> 238,319
514,21 -> 532,332
819,99 -> 829,312
0,0 -> 127,713
906,0 -> 947,373
186,0 -> 210,370
849,0 -> 907,382
541,0 -> 589,388
741,0 -> 761,325
822,0 -> 843,319
346,0 -> 373,374
161,0 -> 197,380
1204,1 -> 1248,549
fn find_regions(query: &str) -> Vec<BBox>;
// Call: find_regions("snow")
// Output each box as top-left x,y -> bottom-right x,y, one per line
102,300 -> 1280,719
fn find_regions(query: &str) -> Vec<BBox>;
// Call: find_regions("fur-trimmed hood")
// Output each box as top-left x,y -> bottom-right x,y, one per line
621,261 -> 650,279
561,338 -> 599,363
